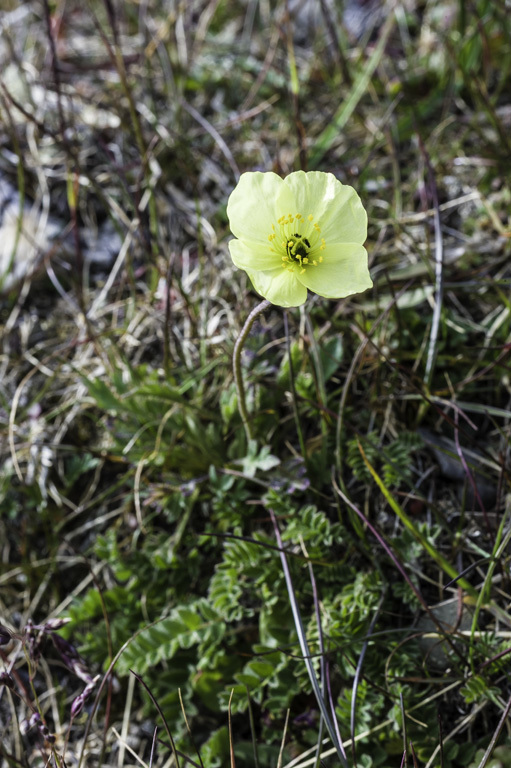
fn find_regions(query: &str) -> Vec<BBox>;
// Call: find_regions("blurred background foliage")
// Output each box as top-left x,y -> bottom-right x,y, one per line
1,0 -> 511,766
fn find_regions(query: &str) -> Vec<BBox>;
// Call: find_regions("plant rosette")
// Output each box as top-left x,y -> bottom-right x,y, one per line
227,170 -> 372,307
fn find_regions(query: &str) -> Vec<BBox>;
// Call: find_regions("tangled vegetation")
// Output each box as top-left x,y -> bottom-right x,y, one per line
1,1 -> 511,766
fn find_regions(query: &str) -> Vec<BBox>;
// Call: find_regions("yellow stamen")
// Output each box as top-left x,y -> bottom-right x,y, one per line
269,210 -> 327,273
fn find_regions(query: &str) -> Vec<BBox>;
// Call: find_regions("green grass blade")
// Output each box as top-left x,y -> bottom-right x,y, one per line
310,12 -> 396,167
358,440 -> 477,597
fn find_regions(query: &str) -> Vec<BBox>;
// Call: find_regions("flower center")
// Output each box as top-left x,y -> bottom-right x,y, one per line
287,234 -> 310,261
268,213 -> 326,274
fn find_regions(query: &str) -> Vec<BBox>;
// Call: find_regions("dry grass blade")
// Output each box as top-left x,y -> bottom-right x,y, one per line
419,134 -> 444,389
473,693 -> 511,768
269,508 -> 349,768
228,689 -> 236,768
2,0 -> 511,765
277,709 -> 291,768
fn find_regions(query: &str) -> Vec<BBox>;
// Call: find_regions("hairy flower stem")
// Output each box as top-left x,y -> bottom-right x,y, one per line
233,299 -> 271,442
283,310 -> 308,466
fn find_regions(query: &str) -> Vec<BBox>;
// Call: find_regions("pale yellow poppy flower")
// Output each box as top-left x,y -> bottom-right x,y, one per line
227,170 -> 372,308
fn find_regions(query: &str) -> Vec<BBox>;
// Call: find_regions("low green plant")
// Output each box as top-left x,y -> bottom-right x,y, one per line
2,0 -> 511,766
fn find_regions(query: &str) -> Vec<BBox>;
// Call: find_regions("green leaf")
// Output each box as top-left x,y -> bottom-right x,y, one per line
81,376 -> 122,412
319,335 -> 344,382
115,602 -> 225,677
238,440 -> 280,478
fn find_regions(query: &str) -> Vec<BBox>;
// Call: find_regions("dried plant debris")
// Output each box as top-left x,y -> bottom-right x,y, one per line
1,0 -> 511,766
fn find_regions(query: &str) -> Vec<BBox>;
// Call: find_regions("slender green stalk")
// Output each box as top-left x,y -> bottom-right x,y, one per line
233,299 -> 271,442
469,501 -> 511,672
